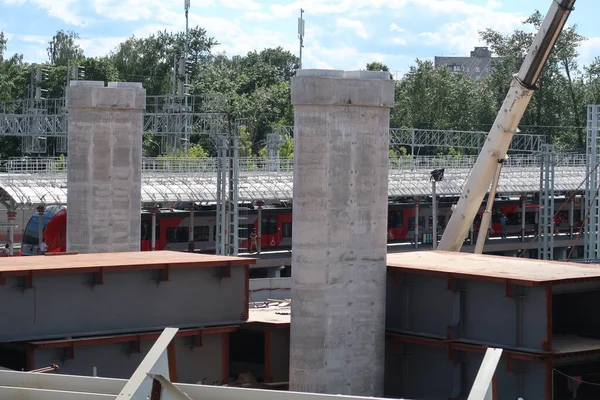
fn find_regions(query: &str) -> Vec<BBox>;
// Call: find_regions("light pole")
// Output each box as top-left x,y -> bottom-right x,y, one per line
430,168 -> 445,250
184,0 -> 190,152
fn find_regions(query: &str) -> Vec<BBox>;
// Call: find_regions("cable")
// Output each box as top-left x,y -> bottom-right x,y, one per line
553,368 -> 600,386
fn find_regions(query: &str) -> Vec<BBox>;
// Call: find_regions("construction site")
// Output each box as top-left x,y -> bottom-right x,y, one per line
3,0 -> 600,399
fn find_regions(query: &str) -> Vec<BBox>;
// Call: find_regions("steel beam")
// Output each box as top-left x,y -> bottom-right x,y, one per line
116,328 -> 178,400
466,348 -> 503,400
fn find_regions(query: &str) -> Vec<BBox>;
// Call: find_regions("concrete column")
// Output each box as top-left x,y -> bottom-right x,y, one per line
290,69 -> 394,396
66,81 -> 145,254
7,210 -> 16,256
151,207 -> 158,251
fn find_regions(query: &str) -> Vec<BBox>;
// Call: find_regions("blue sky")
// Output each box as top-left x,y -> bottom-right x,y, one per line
1,0 -> 599,78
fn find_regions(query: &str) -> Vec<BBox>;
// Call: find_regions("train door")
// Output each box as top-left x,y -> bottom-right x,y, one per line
278,213 -> 293,248
388,209 -> 406,241
140,219 -> 160,251
261,214 -> 279,249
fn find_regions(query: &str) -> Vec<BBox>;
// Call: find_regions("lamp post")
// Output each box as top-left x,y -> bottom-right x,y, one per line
430,168 -> 445,250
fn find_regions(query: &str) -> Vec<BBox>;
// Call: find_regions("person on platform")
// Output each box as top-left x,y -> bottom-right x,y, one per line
500,213 -> 508,239
38,238 -> 47,255
249,229 -> 258,252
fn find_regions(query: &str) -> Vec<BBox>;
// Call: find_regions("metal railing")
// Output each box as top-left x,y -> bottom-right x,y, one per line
2,154 -> 588,174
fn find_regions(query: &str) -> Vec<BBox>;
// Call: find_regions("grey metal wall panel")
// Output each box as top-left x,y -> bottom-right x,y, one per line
32,333 -> 223,384
463,280 -> 518,346
384,340 -> 547,400
269,328 -> 290,383
386,270 -> 548,351
0,267 -> 246,342
521,286 -> 549,351
386,271 -> 454,337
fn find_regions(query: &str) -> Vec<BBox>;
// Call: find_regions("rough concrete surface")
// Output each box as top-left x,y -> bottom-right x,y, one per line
289,69 -> 394,396
66,81 -> 145,253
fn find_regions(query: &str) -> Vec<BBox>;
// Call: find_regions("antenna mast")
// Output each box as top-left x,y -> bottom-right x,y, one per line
298,9 -> 305,69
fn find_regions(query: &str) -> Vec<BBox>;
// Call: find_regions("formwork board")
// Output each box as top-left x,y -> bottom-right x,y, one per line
387,251 -> 600,285
386,270 -> 549,352
384,334 -> 547,400
0,263 -> 250,342
0,251 -> 256,273
24,329 -> 230,384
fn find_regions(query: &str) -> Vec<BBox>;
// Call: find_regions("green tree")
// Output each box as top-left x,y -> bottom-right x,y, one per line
366,61 -> 389,71
47,30 -> 85,66
479,11 -> 587,149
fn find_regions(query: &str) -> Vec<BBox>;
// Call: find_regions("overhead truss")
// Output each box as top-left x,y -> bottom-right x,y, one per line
1,97 -> 543,154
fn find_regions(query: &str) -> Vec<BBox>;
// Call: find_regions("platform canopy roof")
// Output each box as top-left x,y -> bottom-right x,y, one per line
0,164 -> 587,209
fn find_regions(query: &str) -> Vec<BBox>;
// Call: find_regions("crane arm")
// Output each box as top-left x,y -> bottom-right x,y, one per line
438,0 -> 576,252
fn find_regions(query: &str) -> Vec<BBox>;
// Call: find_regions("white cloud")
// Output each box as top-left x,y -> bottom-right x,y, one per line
390,23 -> 404,33
336,18 -> 368,40
219,0 -> 260,11
30,0 -> 87,27
580,37 -> 600,65
78,36 -> 127,57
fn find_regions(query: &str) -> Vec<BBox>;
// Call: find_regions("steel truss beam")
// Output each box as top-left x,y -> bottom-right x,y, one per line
266,126 -> 543,155
538,144 -> 555,260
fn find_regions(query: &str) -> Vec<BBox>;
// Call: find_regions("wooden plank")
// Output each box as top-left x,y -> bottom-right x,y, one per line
387,251 -> 600,284
0,250 -> 256,274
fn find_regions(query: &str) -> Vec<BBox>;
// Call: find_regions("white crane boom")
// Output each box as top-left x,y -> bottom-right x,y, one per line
438,0 -> 576,252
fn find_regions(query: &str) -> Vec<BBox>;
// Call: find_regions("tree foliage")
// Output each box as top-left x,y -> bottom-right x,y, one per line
1,11 -> 600,160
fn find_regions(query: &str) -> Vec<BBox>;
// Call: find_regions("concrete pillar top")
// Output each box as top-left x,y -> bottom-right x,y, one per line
66,81 -> 146,110
291,69 -> 395,108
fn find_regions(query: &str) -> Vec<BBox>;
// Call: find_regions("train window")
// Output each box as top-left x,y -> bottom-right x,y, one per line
388,210 -> 404,229
407,217 -> 425,231
194,226 -> 209,242
176,227 -> 187,243
166,227 -> 188,243
506,213 -> 519,225
141,220 -> 160,241
166,228 -> 177,243
262,216 -> 277,235
282,222 -> 292,238
428,216 -> 446,229
525,212 -> 536,225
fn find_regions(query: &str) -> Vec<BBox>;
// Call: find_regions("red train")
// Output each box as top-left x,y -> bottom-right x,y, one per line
20,197 -> 583,256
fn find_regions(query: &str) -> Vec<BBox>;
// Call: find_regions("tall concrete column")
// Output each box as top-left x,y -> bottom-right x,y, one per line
66,81 -> 145,253
289,70 -> 394,396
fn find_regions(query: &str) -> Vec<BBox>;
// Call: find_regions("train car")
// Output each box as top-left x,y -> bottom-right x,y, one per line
20,205 -> 66,256
21,197 -> 582,255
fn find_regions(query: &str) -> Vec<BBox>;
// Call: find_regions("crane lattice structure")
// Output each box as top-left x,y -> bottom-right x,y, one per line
538,144 -> 555,260
585,104 -> 600,260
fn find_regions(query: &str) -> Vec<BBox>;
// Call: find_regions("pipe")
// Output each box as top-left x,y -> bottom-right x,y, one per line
432,181 -> 437,250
